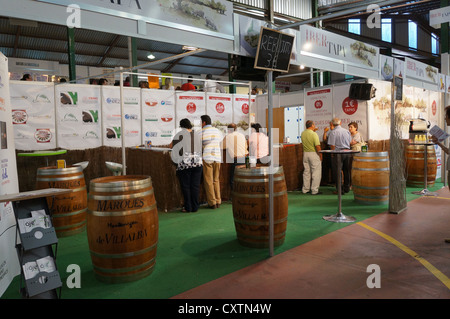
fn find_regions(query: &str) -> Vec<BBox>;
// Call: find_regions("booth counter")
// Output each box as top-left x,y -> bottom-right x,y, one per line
15,144 -> 306,213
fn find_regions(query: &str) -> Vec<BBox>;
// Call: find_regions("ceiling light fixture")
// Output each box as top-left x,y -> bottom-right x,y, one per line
182,45 -> 198,51
147,53 -> 155,60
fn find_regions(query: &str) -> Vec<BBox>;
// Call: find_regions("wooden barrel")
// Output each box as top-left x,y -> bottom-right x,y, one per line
36,165 -> 87,237
87,175 -> 158,283
231,166 -> 288,248
351,152 -> 390,205
405,145 -> 437,187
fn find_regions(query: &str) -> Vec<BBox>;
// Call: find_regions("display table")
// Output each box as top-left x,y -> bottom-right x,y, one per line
320,149 -> 359,223
17,150 -> 67,166
409,143 -> 437,196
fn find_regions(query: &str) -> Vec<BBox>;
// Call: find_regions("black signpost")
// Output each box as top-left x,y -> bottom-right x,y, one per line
254,27 -> 295,73
253,26 -> 295,258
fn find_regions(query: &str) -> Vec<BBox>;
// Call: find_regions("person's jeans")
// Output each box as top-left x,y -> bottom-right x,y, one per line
177,166 -> 203,212
331,153 -> 351,192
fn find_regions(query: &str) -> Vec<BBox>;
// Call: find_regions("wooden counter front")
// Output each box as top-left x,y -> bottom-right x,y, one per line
16,145 -> 305,213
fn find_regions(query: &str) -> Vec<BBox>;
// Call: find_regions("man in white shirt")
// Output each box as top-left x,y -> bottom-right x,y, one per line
222,123 -> 248,189
327,117 -> 352,194
203,74 -> 217,92
201,115 -> 223,209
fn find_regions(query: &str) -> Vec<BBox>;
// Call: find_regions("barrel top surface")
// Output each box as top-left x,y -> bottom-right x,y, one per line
235,166 -> 284,176
37,165 -> 83,174
355,151 -> 388,157
406,144 -> 436,150
90,175 -> 151,186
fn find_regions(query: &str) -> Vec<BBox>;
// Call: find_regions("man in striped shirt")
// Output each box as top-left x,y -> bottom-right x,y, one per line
201,115 -> 223,209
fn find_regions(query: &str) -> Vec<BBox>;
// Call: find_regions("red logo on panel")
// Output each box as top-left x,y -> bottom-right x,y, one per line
342,97 -> 358,115
432,100 -> 436,116
186,102 -> 196,114
216,102 -> 225,114
314,100 -> 323,109
242,103 -> 249,114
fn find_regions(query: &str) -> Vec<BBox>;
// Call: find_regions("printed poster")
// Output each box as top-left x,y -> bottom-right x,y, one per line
333,83 -> 368,141
55,84 -> 102,149
206,93 -> 233,134
175,91 -> 206,129
10,81 -> 56,150
367,80 -> 391,140
304,87 -> 333,141
233,94 -> 254,131
141,89 -> 176,146
101,86 -> 141,147
0,53 -> 20,297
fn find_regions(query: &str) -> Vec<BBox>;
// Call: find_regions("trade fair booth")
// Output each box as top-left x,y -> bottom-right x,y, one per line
0,0 -> 448,300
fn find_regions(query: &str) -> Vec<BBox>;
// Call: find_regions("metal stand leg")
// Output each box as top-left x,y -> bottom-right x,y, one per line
412,145 -> 437,196
323,153 -> 356,223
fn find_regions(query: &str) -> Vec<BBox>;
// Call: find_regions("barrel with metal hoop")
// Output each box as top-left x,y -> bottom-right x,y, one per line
231,165 -> 288,248
36,165 -> 87,236
351,152 -> 390,205
87,175 -> 158,283
405,144 -> 437,187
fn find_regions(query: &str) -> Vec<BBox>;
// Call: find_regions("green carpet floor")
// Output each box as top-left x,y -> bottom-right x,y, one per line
1,181 -> 445,299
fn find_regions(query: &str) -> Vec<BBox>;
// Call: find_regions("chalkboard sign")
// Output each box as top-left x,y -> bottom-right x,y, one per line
254,27 -> 295,73
394,76 -> 403,101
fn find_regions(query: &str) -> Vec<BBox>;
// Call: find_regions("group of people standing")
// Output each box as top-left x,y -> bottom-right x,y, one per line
301,117 -> 365,196
171,116 -> 269,213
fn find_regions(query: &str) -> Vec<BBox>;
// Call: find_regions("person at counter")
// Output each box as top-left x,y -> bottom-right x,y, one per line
170,118 -> 203,213
327,117 -> 352,194
322,121 -> 335,186
181,76 -> 196,91
430,105 -> 450,242
348,121 -> 365,189
201,115 -> 222,209
20,74 -> 32,81
301,120 -> 322,195
222,123 -> 248,190
249,123 -> 269,164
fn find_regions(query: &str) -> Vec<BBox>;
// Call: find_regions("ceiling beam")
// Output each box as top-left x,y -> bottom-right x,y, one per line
12,26 -> 20,58
97,34 -> 121,67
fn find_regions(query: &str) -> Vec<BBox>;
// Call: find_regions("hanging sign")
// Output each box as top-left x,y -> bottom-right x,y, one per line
254,27 -> 295,72
299,25 -> 379,71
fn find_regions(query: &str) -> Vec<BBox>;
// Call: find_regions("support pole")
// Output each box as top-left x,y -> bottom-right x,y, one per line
120,71 -> 126,175
129,37 -> 138,87
67,27 -> 76,82
267,0 -> 275,257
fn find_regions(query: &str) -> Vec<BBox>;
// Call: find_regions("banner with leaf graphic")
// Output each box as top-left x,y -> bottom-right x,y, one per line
101,86 -> 141,147
55,84 -> 102,149
10,81 -> 56,150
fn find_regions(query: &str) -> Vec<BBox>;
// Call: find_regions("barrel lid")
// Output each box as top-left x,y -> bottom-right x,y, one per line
355,151 -> 388,157
235,165 -> 284,176
90,175 -> 152,188
37,165 -> 83,175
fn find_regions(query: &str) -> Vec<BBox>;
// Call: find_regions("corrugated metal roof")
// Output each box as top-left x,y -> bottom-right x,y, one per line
0,15 -> 229,77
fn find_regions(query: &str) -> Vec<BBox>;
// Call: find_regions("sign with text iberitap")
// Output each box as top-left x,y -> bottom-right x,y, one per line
254,27 -> 295,73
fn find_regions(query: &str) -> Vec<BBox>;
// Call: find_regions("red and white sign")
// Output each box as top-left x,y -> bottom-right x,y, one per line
233,94 -> 254,127
342,97 -> 358,115
206,93 -> 232,128
187,102 -> 196,114
176,92 -> 205,127
304,87 -> 332,141
334,84 -> 367,140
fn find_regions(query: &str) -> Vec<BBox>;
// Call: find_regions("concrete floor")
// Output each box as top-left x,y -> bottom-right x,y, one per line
173,187 -> 450,299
